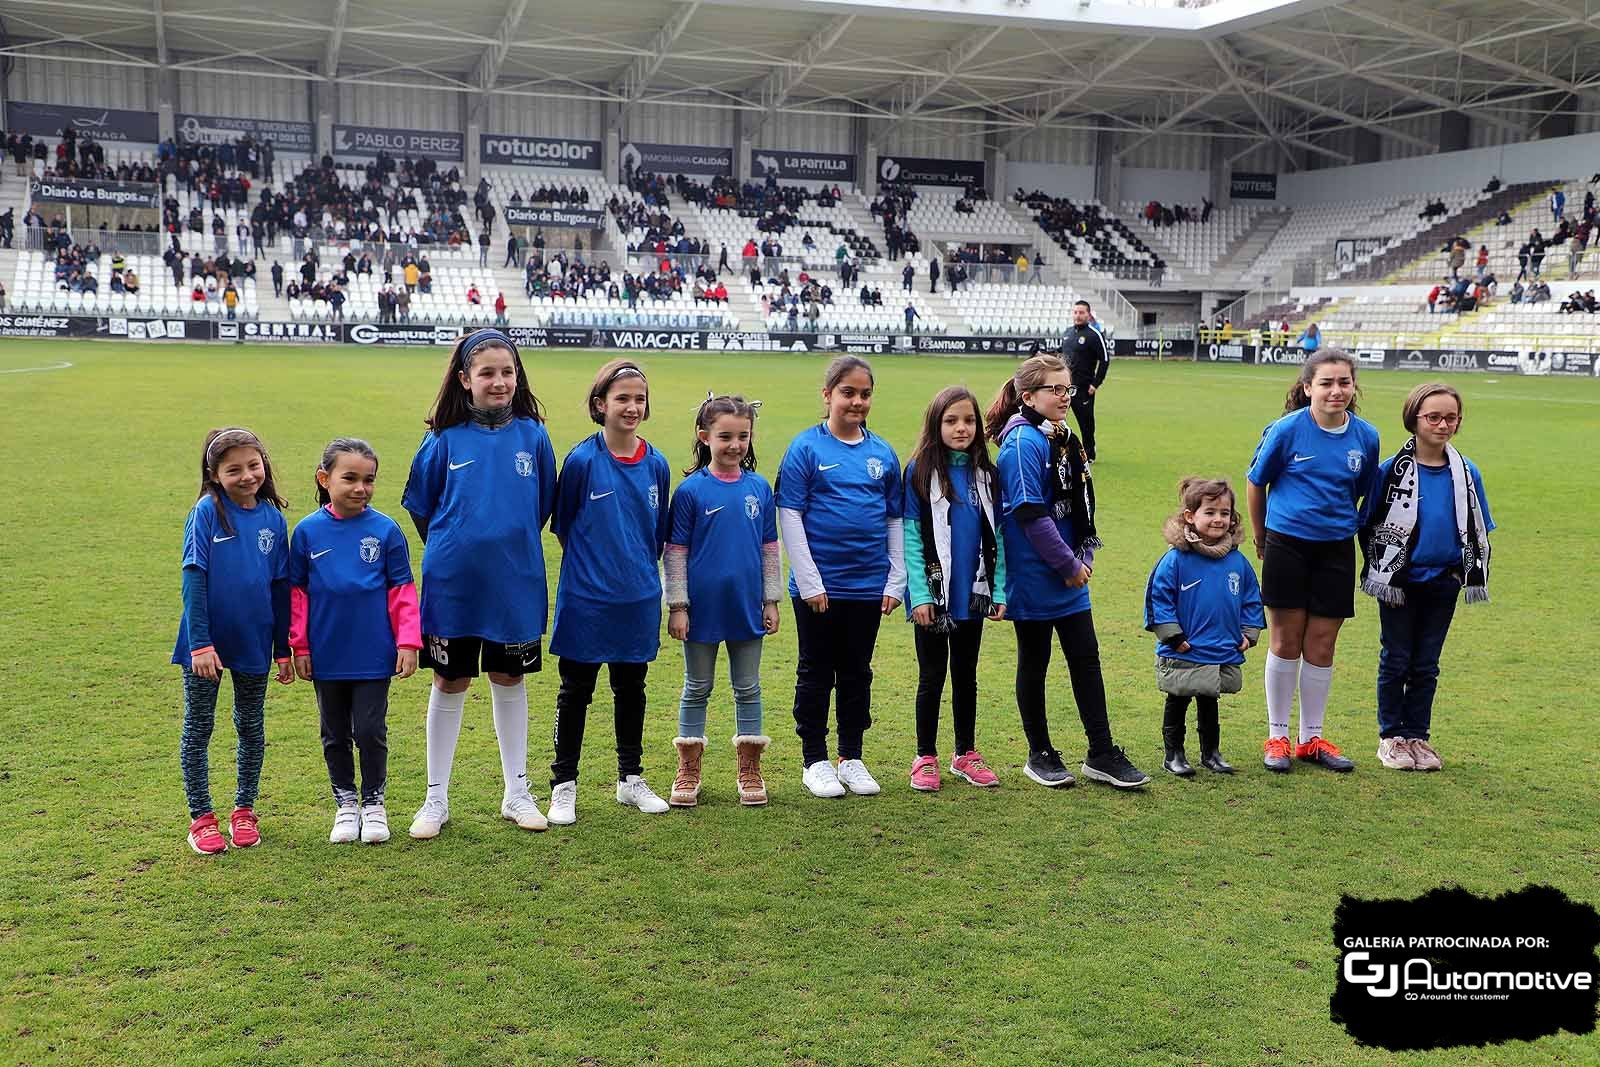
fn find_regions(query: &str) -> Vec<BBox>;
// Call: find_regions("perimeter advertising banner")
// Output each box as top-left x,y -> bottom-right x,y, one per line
4,101 -> 160,143
480,134 -> 602,171
28,178 -> 161,210
504,206 -> 606,229
333,124 -> 464,161
176,114 -> 315,153
877,155 -> 985,188
620,142 -> 734,177
752,149 -> 857,183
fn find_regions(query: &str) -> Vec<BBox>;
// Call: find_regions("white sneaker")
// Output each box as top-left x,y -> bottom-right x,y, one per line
329,804 -> 361,844
408,796 -> 449,839
500,791 -> 549,831
547,780 -> 578,826
616,774 -> 669,814
802,760 -> 846,798
836,758 -> 882,796
360,804 -> 390,844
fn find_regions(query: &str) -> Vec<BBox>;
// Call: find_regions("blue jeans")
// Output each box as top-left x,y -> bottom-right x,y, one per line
677,638 -> 764,737
1376,578 -> 1459,740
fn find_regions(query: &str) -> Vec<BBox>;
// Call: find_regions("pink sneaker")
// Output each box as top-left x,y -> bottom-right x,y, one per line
229,807 -> 261,848
950,750 -> 1000,787
187,812 -> 228,855
910,755 -> 941,792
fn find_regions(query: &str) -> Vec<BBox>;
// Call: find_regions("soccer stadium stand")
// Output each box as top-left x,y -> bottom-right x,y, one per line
1018,193 -> 1164,282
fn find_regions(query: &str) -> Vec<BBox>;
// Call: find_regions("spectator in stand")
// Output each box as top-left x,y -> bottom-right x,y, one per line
1295,323 -> 1321,353
404,260 -> 419,292
859,284 -> 872,306
397,286 -> 411,322
929,256 -> 941,294
1484,176 -> 1501,194
1496,210 -> 1513,226
1419,199 -> 1447,220
1509,280 -> 1525,304
1446,240 -> 1467,279
904,302 -> 920,332
477,230 -> 490,268
505,234 -> 520,269
1427,283 -> 1443,313
270,261 -> 283,298
1551,188 -> 1566,225
329,285 -> 346,322
902,263 -> 915,292
1530,231 -> 1547,278
1475,245 -> 1489,276
494,290 -> 508,326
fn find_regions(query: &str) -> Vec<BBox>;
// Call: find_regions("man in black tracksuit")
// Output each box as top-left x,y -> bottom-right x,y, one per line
1064,300 -> 1109,461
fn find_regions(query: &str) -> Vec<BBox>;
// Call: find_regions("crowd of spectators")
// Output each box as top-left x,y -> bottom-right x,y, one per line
1558,288 -> 1597,313
870,180 -> 922,260
1140,198 -> 1214,226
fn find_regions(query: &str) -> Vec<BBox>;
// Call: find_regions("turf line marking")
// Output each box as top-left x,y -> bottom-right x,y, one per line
0,360 -> 73,375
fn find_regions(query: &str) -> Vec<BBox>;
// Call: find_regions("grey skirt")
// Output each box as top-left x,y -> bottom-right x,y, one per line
1155,656 -> 1243,698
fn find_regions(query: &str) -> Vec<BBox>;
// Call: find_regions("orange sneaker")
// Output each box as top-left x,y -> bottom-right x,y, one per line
229,807 -> 261,848
1263,736 -> 1292,773
1295,736 -> 1355,772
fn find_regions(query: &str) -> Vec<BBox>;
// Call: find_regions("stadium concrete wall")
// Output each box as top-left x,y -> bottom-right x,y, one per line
338,75 -> 459,136
485,94 -> 603,141
1279,130 -> 1600,203
176,62 -> 313,124
623,100 -> 735,153
7,45 -> 158,113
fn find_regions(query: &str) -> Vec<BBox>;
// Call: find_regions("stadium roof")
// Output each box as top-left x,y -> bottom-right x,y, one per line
4,0 -> 1600,165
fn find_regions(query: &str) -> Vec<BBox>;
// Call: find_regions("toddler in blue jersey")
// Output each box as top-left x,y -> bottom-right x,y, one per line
547,359 -> 674,825
402,330 -> 557,840
172,427 -> 295,856
289,439 -> 422,845
664,395 -> 782,808
1143,477 -> 1264,777
776,355 -> 906,800
1359,383 -> 1493,773
1246,350 -> 1380,774
903,385 -> 1007,792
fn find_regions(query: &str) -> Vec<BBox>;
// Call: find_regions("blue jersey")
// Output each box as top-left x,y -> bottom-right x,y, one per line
289,506 -> 414,680
774,423 -> 902,599
902,458 -> 983,621
668,469 -> 778,643
401,418 -> 557,644
172,494 -> 288,673
1143,547 -> 1265,665
1368,455 -> 1495,583
549,434 -> 672,663
1246,408 -> 1380,542
996,423 -> 1090,621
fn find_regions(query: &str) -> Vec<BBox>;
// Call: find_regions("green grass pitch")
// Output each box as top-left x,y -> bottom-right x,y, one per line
2,339 -> 1596,1066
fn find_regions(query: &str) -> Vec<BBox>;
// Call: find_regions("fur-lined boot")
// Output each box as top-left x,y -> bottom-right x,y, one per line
671,737 -> 706,807
732,735 -> 770,806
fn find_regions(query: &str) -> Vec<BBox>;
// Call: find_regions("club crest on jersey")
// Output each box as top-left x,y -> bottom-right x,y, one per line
1347,449 -> 1363,473
648,484 -> 660,509
1228,571 -> 1241,596
360,536 -> 381,564
257,528 -> 275,555
866,457 -> 885,480
515,450 -> 533,477
968,483 -> 980,506
744,494 -> 760,519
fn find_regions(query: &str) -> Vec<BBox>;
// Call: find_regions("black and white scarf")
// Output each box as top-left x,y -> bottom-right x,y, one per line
917,461 -> 998,633
1018,405 -> 1099,555
1360,436 -> 1490,605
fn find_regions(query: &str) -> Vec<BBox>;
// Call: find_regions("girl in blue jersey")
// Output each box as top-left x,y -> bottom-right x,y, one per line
664,394 -> 781,808
776,355 -> 906,799
1360,383 -> 1493,773
289,438 -> 422,844
903,385 -> 1007,792
985,354 -> 1149,790
547,359 -> 674,824
402,330 -> 557,839
1143,477 -> 1265,777
173,427 -> 295,855
1246,350 -> 1381,774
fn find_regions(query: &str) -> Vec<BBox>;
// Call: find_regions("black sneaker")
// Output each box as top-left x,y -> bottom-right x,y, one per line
1023,748 -> 1075,787
1080,745 -> 1152,789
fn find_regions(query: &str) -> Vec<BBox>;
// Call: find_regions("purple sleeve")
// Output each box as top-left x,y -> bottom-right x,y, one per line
1022,515 -> 1085,581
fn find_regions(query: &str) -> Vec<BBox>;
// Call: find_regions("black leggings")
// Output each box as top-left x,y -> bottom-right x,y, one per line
914,617 -> 983,756
1163,693 -> 1221,747
1012,610 -> 1114,758
791,597 -> 882,765
314,678 -> 391,806
550,658 -> 648,786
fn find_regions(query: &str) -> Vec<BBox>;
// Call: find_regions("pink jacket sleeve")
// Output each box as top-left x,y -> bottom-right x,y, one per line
289,587 -> 310,656
388,582 -> 422,650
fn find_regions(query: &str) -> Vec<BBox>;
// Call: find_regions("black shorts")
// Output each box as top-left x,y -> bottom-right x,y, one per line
1260,531 -> 1356,619
421,634 -> 543,679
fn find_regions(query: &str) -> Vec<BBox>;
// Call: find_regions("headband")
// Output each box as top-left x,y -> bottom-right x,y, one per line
206,427 -> 263,467
457,329 -> 518,371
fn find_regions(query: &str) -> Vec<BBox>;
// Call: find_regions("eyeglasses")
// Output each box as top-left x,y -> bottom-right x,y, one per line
1418,412 -> 1462,427
1034,384 -> 1077,398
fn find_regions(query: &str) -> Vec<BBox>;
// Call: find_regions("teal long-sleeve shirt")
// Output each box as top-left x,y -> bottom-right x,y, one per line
902,451 -> 1007,615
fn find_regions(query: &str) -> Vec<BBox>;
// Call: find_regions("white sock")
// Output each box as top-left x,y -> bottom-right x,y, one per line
1298,662 -> 1333,744
490,679 -> 531,800
1264,653 -> 1300,740
425,687 -> 468,803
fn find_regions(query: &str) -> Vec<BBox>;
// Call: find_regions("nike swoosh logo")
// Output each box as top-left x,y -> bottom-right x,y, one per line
449,460 -> 475,470
589,491 -> 614,500
310,549 -> 333,559
1180,580 -> 1202,591
704,506 -> 724,516
1292,454 -> 1314,463
818,463 -> 841,471
212,534 -> 235,543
